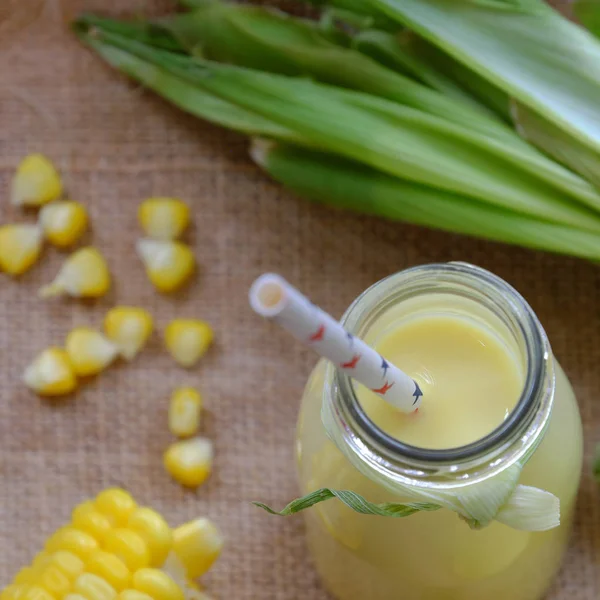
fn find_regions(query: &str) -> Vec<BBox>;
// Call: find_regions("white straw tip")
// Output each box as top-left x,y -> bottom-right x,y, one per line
249,273 -> 289,317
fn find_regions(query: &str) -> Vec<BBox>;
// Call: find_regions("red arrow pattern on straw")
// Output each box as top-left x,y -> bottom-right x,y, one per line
372,381 -> 395,395
341,354 -> 361,369
308,324 -> 325,342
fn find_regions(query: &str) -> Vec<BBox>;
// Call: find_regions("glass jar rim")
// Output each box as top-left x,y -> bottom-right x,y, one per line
333,262 -> 554,470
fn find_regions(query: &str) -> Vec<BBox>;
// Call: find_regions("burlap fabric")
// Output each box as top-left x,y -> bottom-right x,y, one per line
0,1 -> 598,597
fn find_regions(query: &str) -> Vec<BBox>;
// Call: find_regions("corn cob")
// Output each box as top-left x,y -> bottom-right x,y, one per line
1,489 -> 223,600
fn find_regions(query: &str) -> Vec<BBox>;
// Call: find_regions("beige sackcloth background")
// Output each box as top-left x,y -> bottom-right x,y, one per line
0,0 -> 599,597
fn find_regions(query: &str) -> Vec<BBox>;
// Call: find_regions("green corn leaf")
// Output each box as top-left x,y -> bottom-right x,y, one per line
78,13 -> 185,52
155,3 -> 600,218
594,444 -> 600,482
573,0 -> 600,37
77,22 -> 600,234
253,488 -> 440,517
363,0 -> 600,157
352,25 -> 600,186
512,101 -> 600,190
351,29 -> 496,116
74,22 -> 301,141
159,0 -> 517,141
251,139 -> 600,261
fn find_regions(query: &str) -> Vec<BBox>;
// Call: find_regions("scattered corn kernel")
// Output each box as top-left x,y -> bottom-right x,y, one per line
39,201 -> 88,248
127,508 -> 173,568
94,489 -> 137,526
168,388 -> 203,438
136,239 -> 195,293
11,154 -> 62,207
71,502 -> 112,542
138,198 -> 190,240
118,591 -> 153,600
172,518 -> 223,580
132,570 -> 183,600
39,247 -> 110,298
0,224 -> 43,275
164,320 -> 213,368
103,530 -> 150,572
163,437 -> 213,489
85,552 -> 130,593
45,528 -> 98,561
104,307 -> 153,361
65,328 -> 119,377
47,552 -> 84,581
73,574 -> 117,600
23,347 -> 77,397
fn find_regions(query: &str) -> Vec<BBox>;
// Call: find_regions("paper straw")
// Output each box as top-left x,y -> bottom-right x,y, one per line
249,273 -> 422,413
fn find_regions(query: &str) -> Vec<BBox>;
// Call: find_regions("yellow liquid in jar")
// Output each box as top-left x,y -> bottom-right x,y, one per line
356,315 -> 524,449
296,313 -> 583,600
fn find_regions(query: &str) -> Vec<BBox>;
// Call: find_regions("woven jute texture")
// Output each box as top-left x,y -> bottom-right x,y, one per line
0,1 -> 598,598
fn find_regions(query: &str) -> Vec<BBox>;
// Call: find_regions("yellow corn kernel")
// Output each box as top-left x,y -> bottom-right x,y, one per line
138,198 -> 190,240
136,239 -> 195,293
172,518 -> 223,580
177,582 -> 211,600
131,570 -> 183,600
127,508 -> 173,568
21,586 -> 55,600
45,528 -> 99,561
84,554 -> 128,593
37,565 -> 72,598
71,502 -> 113,542
94,489 -> 137,526
11,154 -> 62,207
40,247 -> 110,299
1,586 -> 27,600
118,591 -> 152,600
85,552 -> 130,593
63,595 -> 88,600
164,320 -> 213,369
103,307 -> 153,361
73,574 -> 117,600
163,438 -> 213,489
13,570 -> 36,586
0,224 -> 43,275
23,347 -> 77,397
39,201 -> 88,248
65,328 -> 119,377
30,554 -> 51,575
168,388 -> 202,438
48,552 -> 84,581
102,530 -> 150,572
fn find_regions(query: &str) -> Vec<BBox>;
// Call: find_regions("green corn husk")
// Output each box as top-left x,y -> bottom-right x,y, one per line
78,13 -> 186,53
361,0 -> 600,157
250,139 -> 600,261
573,0 -> 600,38
154,2 -> 600,214
158,1 -> 518,141
75,28 -> 300,141
349,17 -> 600,189
75,21 -> 600,234
350,29 -> 491,115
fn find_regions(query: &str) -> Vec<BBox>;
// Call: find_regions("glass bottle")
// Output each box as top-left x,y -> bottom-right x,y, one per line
296,263 -> 583,600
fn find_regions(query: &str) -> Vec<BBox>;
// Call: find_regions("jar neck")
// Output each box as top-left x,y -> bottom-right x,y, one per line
323,262 -> 555,492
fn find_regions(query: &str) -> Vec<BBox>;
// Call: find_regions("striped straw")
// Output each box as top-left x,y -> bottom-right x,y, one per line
249,273 -> 422,413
